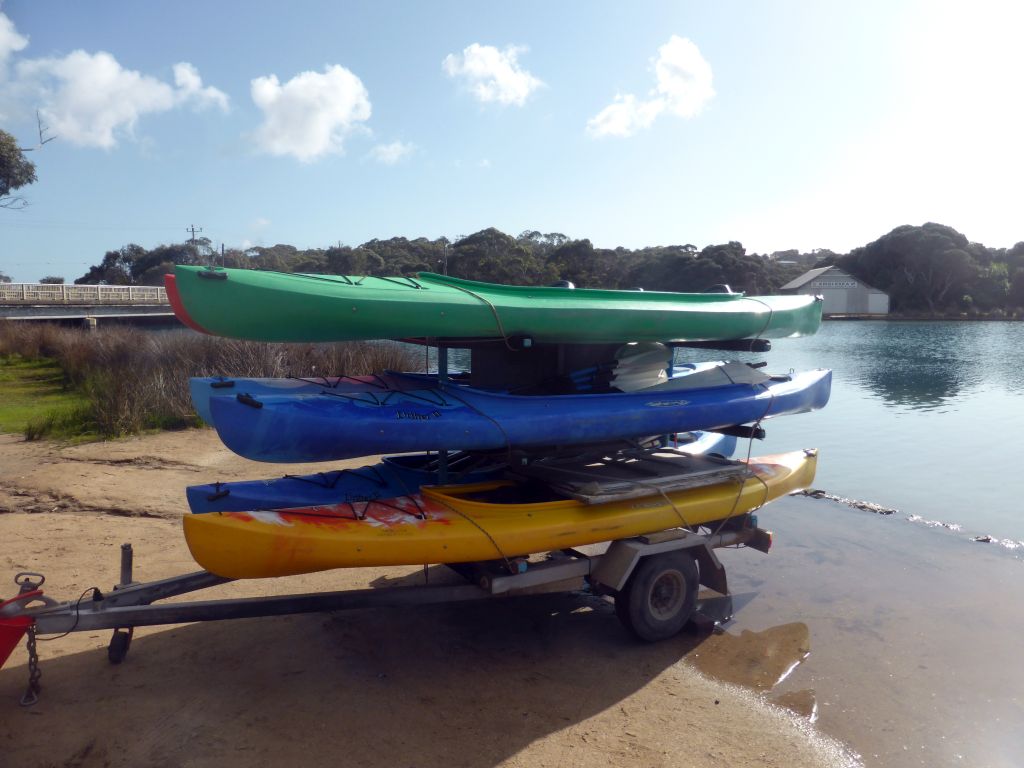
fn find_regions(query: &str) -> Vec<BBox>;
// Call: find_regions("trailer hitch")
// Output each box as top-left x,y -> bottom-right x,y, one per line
0,573 -> 52,705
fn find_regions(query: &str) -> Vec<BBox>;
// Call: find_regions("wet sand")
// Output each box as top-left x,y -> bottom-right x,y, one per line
717,497 -> 1024,767
1,430 -> 1018,765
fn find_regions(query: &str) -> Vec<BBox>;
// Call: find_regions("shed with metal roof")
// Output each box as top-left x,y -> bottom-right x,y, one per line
780,266 -> 889,315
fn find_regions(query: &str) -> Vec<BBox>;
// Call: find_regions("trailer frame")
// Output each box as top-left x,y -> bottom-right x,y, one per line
2,516 -> 770,704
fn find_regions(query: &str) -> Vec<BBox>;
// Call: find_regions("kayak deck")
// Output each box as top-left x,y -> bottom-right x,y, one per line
509,450 -> 754,504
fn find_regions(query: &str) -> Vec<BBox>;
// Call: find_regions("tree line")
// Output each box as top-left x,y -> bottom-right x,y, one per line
55,223 -> 1023,315
68,229 -> 818,297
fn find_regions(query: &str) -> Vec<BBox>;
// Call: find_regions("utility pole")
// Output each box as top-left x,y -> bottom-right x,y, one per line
187,225 -> 204,265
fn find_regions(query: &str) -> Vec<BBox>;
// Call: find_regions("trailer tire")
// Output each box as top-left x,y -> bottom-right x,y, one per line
615,551 -> 698,642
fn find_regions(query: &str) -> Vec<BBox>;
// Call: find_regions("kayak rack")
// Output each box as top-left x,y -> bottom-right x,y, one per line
2,516 -> 771,704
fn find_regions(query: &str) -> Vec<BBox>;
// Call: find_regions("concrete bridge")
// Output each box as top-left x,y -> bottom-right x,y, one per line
0,283 -> 177,328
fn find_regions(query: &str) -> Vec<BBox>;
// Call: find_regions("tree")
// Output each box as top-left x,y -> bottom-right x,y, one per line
547,238 -> 618,287
324,246 -> 385,275
131,242 -> 204,285
840,223 -> 977,312
0,271 -> 12,283
75,241 -> 208,285
447,228 -> 554,284
626,241 -> 777,293
516,230 -> 570,262
39,276 -> 65,284
0,129 -> 37,210
76,244 -> 148,284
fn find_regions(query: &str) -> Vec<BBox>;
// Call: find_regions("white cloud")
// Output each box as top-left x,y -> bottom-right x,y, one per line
369,140 -> 414,165
587,35 -> 714,138
0,12 -> 27,66
0,13 -> 28,118
653,36 -> 715,118
442,43 -> 543,106
173,62 -> 229,112
251,65 -> 371,162
586,94 -> 664,139
15,50 -> 228,148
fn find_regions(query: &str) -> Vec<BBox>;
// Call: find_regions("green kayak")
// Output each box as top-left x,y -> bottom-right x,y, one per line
170,265 -> 823,344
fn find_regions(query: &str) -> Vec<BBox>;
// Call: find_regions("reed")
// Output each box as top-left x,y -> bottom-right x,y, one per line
0,321 -> 419,438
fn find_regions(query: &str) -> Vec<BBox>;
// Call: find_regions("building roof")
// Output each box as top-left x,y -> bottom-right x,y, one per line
780,265 -> 886,294
780,266 -> 836,290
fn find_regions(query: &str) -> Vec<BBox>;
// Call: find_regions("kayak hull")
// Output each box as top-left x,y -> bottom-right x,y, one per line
182,449 -> 817,578
188,363 -> 720,427
206,368 -> 831,462
171,266 -> 823,344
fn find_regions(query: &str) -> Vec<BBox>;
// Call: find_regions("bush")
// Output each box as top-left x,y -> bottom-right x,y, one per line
0,321 -> 419,438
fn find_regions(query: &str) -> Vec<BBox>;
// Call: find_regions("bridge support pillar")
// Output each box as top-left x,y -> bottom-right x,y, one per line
84,316 -> 98,332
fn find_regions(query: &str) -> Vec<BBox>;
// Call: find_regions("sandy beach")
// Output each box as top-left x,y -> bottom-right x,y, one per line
1,430 -> 1020,766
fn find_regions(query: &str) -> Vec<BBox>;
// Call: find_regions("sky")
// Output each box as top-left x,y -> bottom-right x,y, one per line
1,0 -> 1022,283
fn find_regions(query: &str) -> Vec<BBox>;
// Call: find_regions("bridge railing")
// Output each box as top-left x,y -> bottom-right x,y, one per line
0,284 -> 169,305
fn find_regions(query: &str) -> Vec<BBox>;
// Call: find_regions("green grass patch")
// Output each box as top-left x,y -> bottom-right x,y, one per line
1,325 -> 418,440
0,354 -> 95,439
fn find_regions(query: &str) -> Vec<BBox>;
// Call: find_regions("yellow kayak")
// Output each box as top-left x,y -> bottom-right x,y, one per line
183,450 -> 817,579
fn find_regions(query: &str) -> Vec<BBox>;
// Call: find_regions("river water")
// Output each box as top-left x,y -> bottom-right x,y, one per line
675,320 -> 1023,546
685,320 -> 1024,767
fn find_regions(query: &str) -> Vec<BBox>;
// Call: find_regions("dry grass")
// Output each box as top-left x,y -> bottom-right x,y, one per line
0,321 -> 418,438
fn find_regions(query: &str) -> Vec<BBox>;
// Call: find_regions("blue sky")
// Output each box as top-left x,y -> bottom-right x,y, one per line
1,0 -> 1022,282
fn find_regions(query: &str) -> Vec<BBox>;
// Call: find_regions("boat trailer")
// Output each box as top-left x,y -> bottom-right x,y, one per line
1,516 -> 771,706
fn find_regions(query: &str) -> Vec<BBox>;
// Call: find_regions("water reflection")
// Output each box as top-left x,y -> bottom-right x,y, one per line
686,620 -> 811,691
676,321 -> 1024,412
836,323 -> 985,412
683,618 -> 818,720
850,354 -> 972,412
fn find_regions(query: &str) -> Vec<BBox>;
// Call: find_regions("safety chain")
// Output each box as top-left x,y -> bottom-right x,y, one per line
20,623 -> 41,707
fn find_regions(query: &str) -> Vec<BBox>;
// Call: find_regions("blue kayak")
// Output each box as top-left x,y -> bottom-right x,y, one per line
190,373 -> 411,426
206,363 -> 830,463
189,362 -> 723,426
184,430 -> 737,514
185,452 -> 499,514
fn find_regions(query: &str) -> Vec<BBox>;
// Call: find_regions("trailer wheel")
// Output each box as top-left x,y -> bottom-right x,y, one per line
615,551 -> 698,642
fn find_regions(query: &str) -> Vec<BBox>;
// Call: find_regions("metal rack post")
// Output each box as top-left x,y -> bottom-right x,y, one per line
437,345 -> 449,483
